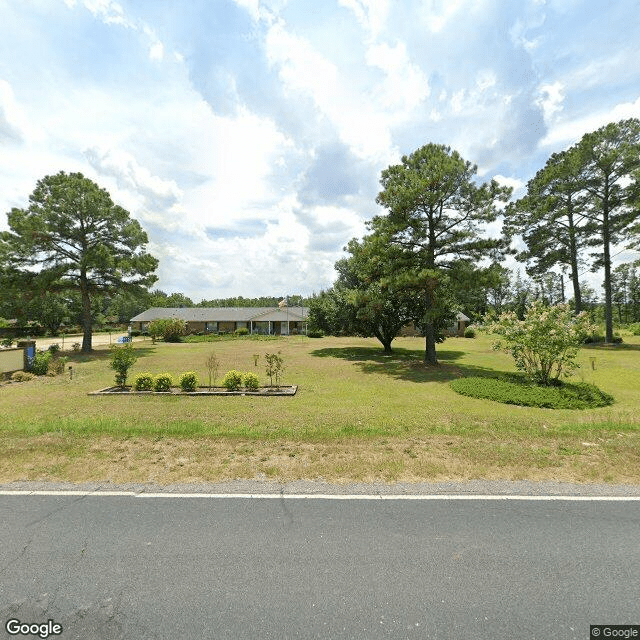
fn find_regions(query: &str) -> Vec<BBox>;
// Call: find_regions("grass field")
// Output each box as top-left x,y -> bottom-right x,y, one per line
1,333 -> 639,485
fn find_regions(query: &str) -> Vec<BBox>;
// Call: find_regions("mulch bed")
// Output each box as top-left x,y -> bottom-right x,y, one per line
89,385 -> 297,396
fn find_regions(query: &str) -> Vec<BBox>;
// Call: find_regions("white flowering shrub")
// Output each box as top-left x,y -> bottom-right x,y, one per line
487,301 -> 596,385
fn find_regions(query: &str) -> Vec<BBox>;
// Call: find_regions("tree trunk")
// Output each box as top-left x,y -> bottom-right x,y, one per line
603,209 -> 614,343
567,208 -> 582,314
424,322 -> 438,365
80,277 -> 93,353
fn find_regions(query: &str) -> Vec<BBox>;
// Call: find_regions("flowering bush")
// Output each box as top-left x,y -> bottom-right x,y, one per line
222,369 -> 243,391
242,372 -> 260,390
179,371 -> 198,392
486,301 -> 596,385
153,373 -> 173,392
133,372 -> 154,391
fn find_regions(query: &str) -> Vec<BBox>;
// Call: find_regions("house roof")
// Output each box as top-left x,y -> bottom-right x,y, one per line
456,312 -> 470,322
130,307 -> 309,323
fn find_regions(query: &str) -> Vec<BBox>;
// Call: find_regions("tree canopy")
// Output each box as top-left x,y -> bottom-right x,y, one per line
1,171 -> 158,351
371,143 -> 512,363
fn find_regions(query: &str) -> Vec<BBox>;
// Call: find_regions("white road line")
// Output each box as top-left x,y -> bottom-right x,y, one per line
0,491 -> 639,500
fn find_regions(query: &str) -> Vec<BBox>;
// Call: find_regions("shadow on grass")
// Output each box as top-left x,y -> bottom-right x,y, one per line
581,342 -> 640,352
310,345 -> 501,383
65,345 -> 158,364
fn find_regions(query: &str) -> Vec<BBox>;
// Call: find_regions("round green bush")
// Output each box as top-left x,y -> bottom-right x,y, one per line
153,373 -> 173,392
222,369 -> 243,391
307,330 -> 324,338
29,351 -> 52,376
133,372 -> 154,391
234,327 -> 250,336
179,371 -> 199,392
242,371 -> 260,391
450,375 -> 613,410
464,327 -> 476,338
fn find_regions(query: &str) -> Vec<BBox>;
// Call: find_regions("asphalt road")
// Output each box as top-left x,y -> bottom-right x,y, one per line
1,493 -> 639,640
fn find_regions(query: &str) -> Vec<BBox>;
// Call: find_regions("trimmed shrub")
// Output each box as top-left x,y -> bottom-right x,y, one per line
154,373 -> 173,392
234,327 -> 250,336
242,371 -> 260,390
11,371 -> 34,382
222,369 -> 243,391
464,327 -> 476,338
450,375 -> 613,410
307,330 -> 324,338
179,371 -> 198,392
133,372 -> 154,391
29,351 -> 52,376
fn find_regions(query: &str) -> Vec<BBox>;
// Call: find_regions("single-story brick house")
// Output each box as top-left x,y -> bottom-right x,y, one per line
399,312 -> 471,337
130,307 -> 309,336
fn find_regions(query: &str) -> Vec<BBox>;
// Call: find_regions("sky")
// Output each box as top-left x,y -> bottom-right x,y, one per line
1,0 -> 639,302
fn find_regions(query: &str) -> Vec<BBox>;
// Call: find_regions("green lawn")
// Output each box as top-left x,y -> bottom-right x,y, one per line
1,333 -> 639,485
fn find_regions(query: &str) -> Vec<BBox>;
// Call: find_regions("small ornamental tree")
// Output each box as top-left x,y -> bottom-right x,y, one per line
265,352 -> 284,387
487,301 -> 596,385
205,351 -> 220,389
109,343 -> 138,387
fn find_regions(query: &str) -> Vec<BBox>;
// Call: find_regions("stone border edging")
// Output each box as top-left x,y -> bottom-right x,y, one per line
88,385 -> 297,396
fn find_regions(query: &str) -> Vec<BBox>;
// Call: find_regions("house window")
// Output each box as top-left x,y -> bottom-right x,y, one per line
205,321 -> 218,333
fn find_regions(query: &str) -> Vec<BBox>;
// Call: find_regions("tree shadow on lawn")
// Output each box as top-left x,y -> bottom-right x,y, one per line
581,342 -> 640,352
310,345 -> 500,383
65,345 -> 158,364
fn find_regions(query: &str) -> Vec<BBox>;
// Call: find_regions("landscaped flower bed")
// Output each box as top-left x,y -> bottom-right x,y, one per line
89,385 -> 297,396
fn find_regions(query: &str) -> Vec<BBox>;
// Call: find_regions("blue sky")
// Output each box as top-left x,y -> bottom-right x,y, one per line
1,0 -> 639,301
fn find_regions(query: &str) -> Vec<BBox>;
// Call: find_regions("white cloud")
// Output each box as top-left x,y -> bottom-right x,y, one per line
365,41 -> 429,115
0,79 -> 31,144
536,81 -> 564,123
338,0 -> 390,39
264,19 -> 393,160
421,0 -> 465,33
494,174 -> 526,200
540,95 -> 640,149
84,146 -> 183,210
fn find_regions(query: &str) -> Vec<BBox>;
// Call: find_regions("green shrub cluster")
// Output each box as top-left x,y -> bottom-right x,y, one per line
148,318 -> 186,342
629,323 -> 640,336
28,351 -> 52,376
133,372 -> 154,391
154,373 -> 173,392
109,344 -> 138,387
464,327 -> 476,338
308,330 -> 324,338
222,370 -> 243,390
1,337 -> 13,347
242,372 -> 260,390
234,327 -> 249,336
179,371 -> 199,392
450,375 -> 613,410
